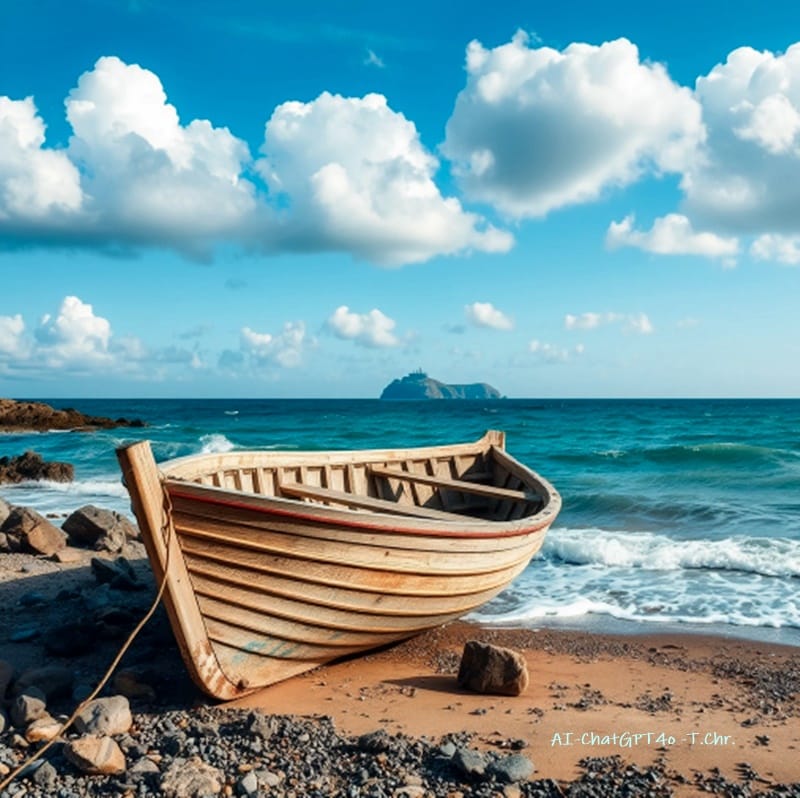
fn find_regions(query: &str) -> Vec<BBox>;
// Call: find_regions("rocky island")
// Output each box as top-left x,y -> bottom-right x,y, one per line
0,398 -> 144,433
380,371 -> 502,400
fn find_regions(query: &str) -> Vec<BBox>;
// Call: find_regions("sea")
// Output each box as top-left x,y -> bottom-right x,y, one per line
2,398 -> 799,646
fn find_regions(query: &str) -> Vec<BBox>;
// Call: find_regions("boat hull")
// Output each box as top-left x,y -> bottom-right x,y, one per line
117,432 -> 559,699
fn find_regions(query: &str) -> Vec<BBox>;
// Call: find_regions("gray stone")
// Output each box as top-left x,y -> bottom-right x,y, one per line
74,695 -> 132,736
237,770 -> 258,796
129,756 -> 161,776
457,640 -> 529,696
10,688 -> 47,727
0,496 -> 10,526
0,708 -> 8,734
488,753 -> 535,783
31,760 -> 58,790
160,757 -> 223,798
91,555 -> 142,590
63,505 -> 138,551
64,734 -> 126,775
453,747 -> 487,779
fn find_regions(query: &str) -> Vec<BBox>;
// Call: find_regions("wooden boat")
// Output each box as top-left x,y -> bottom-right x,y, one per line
116,430 -> 560,700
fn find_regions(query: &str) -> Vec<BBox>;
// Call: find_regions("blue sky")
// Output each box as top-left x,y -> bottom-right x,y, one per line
1,0 -> 799,398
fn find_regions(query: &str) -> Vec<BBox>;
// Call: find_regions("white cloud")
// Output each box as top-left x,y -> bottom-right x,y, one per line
2,57 -> 510,266
0,96 -> 83,225
34,296 -> 112,367
684,44 -> 800,236
750,233 -> 800,265
258,91 -> 512,264
465,301 -> 513,330
529,339 -> 583,363
442,32 -> 704,217
326,305 -> 399,348
240,322 -> 308,367
606,214 -> 739,259
364,49 -> 385,68
0,314 -> 27,357
565,311 -> 653,334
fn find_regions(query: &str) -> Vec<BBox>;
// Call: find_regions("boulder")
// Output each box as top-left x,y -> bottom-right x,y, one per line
160,756 -> 223,798
74,695 -> 132,736
13,665 -> 75,700
457,640 -> 529,696
64,735 -> 126,775
0,496 -> 10,526
1,506 -> 66,556
0,451 -> 74,484
62,505 -> 138,551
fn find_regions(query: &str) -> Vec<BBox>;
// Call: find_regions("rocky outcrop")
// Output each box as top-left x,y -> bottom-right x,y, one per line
380,371 -> 502,400
0,398 -> 145,432
0,451 -> 74,484
457,640 -> 529,696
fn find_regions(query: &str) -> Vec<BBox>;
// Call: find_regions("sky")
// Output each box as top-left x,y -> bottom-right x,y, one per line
1,0 -> 800,398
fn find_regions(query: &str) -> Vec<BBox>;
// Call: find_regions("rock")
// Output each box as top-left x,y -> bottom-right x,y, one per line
52,546 -> 87,564
14,665 -> 75,700
74,695 -> 132,736
91,555 -> 143,590
488,753 -> 535,783
63,505 -> 138,551
160,756 -> 223,798
0,531 -> 9,552
0,497 -> 10,526
0,451 -> 74,484
64,734 -> 126,775
25,714 -> 63,743
0,398 -> 144,432
237,770 -> 259,796
0,709 -> 7,734
10,688 -> 47,727
129,756 -> 161,776
453,747 -> 487,779
1,506 -> 66,556
457,640 -> 529,696
31,760 -> 58,791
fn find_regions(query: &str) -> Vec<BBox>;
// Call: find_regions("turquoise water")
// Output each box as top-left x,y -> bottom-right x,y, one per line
2,398 -> 799,644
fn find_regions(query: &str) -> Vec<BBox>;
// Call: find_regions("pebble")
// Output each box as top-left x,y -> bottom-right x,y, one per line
74,695 -> 132,736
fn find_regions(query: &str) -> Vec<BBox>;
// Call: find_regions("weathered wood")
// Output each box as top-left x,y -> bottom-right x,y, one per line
116,431 -> 560,700
277,481 -> 467,521
369,465 -> 537,502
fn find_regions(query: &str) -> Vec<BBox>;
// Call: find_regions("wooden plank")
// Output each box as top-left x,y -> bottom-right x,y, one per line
277,481 -> 468,521
369,465 -> 537,502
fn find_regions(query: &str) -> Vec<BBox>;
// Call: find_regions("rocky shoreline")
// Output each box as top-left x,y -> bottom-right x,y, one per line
0,496 -> 798,796
0,399 -> 144,433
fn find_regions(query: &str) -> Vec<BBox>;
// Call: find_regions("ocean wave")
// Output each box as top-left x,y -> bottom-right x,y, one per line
199,433 -> 235,454
4,477 -> 129,498
544,527 -> 800,578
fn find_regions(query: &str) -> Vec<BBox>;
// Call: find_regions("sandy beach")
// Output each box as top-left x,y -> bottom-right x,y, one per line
1,549 -> 798,795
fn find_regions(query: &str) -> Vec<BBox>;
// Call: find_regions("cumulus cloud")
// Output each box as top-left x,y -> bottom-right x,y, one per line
1,57 -> 510,266
0,314 -> 27,357
750,233 -> 800,264
258,91 -> 512,264
464,301 -> 513,330
240,322 -> 309,367
683,44 -> 800,239
34,296 -> 113,367
565,311 -> 653,334
442,32 -> 704,217
326,305 -> 399,348
606,213 -> 739,259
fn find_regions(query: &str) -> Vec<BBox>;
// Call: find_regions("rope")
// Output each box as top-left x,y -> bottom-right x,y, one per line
0,485 -> 174,793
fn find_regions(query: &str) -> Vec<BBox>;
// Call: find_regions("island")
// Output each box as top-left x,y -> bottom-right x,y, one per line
380,371 -> 502,400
